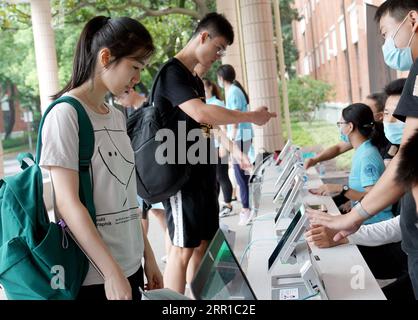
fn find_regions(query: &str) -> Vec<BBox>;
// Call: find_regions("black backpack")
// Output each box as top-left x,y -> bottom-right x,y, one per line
127,62 -> 191,204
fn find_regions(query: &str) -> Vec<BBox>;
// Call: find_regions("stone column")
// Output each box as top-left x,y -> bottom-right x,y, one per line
216,0 -> 246,87
240,0 -> 284,152
30,0 -> 59,114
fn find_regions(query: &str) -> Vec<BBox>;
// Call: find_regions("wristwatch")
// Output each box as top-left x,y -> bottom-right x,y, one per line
341,185 -> 349,196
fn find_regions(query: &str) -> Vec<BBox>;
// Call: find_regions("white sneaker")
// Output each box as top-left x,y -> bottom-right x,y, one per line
238,210 -> 251,226
219,205 -> 233,218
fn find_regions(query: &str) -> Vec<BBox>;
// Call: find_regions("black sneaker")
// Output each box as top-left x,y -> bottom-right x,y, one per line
219,205 -> 233,218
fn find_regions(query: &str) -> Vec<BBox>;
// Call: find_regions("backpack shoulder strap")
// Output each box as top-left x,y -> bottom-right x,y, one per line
36,96 -> 96,222
149,59 -> 178,105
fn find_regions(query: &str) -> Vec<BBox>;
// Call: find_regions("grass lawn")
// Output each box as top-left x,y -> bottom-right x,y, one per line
2,134 -> 37,155
282,118 -> 353,170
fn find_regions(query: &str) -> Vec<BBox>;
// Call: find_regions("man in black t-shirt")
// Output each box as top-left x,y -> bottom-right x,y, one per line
153,13 -> 277,294
307,0 -> 418,298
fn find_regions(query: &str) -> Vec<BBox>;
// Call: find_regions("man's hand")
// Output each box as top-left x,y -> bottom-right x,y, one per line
305,225 -> 349,248
304,157 -> 318,170
251,106 -> 277,126
219,146 -> 228,159
306,208 -> 363,242
309,184 -> 343,196
339,201 -> 352,214
232,147 -> 253,172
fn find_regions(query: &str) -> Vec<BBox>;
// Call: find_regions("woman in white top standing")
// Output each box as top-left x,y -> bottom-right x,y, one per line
40,16 -> 162,300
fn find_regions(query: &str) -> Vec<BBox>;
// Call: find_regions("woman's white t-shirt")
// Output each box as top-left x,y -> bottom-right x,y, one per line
39,95 -> 143,286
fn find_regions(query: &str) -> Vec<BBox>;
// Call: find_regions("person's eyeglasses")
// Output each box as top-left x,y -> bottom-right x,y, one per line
336,121 -> 348,128
207,34 -> 226,57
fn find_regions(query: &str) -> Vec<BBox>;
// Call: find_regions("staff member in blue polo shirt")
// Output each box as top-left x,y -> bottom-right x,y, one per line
310,103 -> 393,224
217,64 -> 254,226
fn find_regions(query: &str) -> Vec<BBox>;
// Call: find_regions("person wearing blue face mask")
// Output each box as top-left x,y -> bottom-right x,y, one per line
382,78 -> 407,166
307,0 -> 418,298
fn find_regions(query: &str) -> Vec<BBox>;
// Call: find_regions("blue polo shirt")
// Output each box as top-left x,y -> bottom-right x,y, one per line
206,96 -> 224,108
225,84 -> 253,142
349,140 -> 393,224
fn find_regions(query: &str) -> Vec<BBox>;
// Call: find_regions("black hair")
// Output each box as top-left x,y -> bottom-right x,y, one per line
375,0 -> 418,23
366,92 -> 387,113
396,129 -> 418,189
203,78 -> 222,101
216,64 -> 249,104
193,12 -> 234,45
384,78 -> 407,96
342,103 -> 386,148
52,16 -> 154,100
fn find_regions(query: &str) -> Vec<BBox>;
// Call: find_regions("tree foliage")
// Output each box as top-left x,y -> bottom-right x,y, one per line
0,0 -> 299,123
278,0 -> 300,78
283,76 -> 334,123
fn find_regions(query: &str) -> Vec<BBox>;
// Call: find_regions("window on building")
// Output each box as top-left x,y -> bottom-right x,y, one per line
331,26 -> 338,57
349,4 -> 359,44
320,41 -> 325,65
300,12 -> 306,34
303,55 -> 310,75
325,34 -> 331,61
339,17 -> 347,51
309,52 -> 314,72
315,46 -> 320,68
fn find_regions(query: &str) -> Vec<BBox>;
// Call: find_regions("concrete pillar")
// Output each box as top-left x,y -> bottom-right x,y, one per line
240,0 -> 284,152
216,0 -> 246,87
30,0 -> 59,114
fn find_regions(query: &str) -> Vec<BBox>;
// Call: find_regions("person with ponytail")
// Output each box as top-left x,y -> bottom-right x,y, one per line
216,64 -> 254,226
202,78 -> 235,218
40,16 -> 163,300
310,103 -> 393,224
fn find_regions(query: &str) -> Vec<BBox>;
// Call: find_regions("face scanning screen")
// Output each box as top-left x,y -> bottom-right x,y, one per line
197,237 -> 256,300
274,186 -> 293,223
268,209 -> 302,270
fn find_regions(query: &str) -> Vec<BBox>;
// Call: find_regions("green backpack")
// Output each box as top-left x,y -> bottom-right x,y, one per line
0,96 -> 96,300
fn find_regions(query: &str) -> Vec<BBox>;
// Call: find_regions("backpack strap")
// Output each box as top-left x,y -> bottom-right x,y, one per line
148,59 -> 174,106
36,96 -> 96,223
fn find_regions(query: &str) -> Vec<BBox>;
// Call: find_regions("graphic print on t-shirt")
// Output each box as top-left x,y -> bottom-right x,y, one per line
93,126 -> 138,226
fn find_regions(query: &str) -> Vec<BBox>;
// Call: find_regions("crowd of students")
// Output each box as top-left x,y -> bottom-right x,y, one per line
33,0 -> 418,300
39,11 -> 275,300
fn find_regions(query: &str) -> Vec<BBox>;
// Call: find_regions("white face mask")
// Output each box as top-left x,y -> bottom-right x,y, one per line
217,76 -> 225,89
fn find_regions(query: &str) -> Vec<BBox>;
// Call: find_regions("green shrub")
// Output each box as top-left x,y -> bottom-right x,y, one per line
280,76 -> 334,123
2,133 -> 37,153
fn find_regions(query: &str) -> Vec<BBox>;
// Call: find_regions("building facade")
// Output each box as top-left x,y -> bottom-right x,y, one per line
292,0 -> 401,106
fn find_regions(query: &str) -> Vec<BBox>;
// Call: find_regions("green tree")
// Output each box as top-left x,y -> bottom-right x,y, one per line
283,76 -> 334,123
0,0 -> 299,133
278,0 -> 300,78
0,1 -> 214,90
